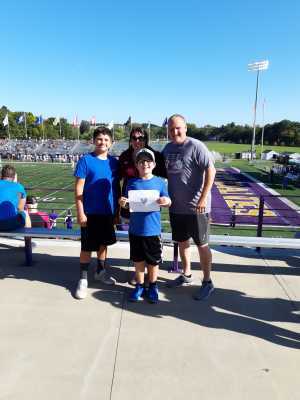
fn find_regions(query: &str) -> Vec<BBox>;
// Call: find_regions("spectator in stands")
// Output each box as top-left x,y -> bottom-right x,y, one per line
74,127 -> 120,300
282,174 -> 289,190
26,196 -> 50,228
49,209 -> 58,229
163,114 -> 216,301
0,164 -> 31,230
64,209 -> 73,229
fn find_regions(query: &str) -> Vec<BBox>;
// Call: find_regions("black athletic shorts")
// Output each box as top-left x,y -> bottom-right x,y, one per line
129,234 -> 162,265
81,214 -> 116,252
169,213 -> 210,246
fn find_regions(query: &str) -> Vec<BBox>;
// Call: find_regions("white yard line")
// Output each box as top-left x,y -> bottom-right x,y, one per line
38,182 -> 74,202
30,176 -> 72,189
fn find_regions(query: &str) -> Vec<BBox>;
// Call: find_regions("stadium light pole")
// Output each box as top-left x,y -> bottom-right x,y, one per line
248,60 -> 269,160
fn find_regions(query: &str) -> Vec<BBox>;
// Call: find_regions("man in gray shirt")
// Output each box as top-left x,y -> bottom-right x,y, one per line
163,114 -> 216,300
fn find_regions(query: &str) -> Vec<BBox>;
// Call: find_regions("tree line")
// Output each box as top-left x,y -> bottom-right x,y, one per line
1,106 -> 300,146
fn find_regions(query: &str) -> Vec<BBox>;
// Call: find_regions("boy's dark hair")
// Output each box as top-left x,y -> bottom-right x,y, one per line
93,127 -> 113,141
129,127 -> 149,147
1,164 -> 16,179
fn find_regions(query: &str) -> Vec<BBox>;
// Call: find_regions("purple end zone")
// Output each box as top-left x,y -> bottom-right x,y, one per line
211,168 -> 300,226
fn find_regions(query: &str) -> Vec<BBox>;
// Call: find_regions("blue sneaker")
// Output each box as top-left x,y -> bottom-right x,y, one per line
147,284 -> 159,304
193,280 -> 215,301
129,284 -> 145,302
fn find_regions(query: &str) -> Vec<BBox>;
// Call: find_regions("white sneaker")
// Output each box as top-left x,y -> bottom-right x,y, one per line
94,269 -> 116,285
75,279 -> 88,299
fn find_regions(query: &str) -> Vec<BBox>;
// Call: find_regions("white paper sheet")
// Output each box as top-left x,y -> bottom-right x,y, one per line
128,190 -> 160,212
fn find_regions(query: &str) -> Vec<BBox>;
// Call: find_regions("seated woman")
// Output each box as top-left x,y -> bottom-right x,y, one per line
26,196 -> 50,228
0,164 -> 31,230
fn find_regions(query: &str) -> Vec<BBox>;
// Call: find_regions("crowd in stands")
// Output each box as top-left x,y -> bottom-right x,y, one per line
0,139 -> 82,163
0,139 -> 132,162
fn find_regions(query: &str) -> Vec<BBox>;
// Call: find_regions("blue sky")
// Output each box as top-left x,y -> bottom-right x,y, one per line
1,0 -> 299,126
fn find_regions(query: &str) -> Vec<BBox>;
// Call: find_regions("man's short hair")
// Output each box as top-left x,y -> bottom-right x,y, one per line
168,114 -> 187,125
1,164 -> 16,179
93,127 -> 113,141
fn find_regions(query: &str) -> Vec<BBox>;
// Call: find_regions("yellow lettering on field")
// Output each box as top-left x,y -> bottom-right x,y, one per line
224,199 -> 277,217
220,188 -> 251,194
233,209 -> 277,217
226,200 -> 259,208
261,210 -> 277,217
224,196 -> 258,201
215,182 -> 251,194
215,175 -> 277,217
235,209 -> 258,216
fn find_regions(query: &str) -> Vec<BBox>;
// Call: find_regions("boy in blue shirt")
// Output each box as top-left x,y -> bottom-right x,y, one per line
74,127 -> 120,300
119,148 -> 171,303
0,164 -> 30,230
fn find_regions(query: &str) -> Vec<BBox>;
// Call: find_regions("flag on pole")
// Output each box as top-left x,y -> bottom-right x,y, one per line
73,114 -> 79,128
90,116 -> 96,126
17,114 -> 24,124
53,117 -> 59,126
124,116 -> 131,126
35,115 -> 43,125
162,117 -> 168,127
107,121 -> 114,130
2,113 -> 8,127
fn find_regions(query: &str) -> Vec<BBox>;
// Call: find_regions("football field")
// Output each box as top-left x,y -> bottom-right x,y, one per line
212,168 -> 300,227
13,162 -> 75,226
9,162 -> 300,234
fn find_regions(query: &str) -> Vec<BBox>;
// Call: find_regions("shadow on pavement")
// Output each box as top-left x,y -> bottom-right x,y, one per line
1,247 -> 299,349
94,283 -> 300,350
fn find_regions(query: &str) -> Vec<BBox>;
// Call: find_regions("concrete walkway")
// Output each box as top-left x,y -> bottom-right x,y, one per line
0,238 -> 299,400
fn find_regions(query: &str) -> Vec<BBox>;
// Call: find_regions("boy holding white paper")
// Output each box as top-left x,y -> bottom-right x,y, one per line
119,148 -> 171,303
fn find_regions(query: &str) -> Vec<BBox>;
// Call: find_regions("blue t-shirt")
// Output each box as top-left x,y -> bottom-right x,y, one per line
126,176 -> 169,236
0,180 -> 26,220
74,153 -> 120,215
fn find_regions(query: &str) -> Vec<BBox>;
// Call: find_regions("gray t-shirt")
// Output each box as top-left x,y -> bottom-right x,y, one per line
163,137 -> 214,214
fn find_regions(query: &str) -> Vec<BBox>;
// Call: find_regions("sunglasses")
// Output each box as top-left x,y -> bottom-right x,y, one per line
131,136 -> 145,141
137,159 -> 153,164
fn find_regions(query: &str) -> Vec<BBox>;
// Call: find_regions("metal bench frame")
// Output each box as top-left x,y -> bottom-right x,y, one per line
1,227 -> 300,267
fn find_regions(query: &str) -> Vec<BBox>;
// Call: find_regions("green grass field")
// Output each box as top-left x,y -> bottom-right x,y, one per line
6,152 -> 300,237
12,163 -> 75,227
205,141 -> 300,156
